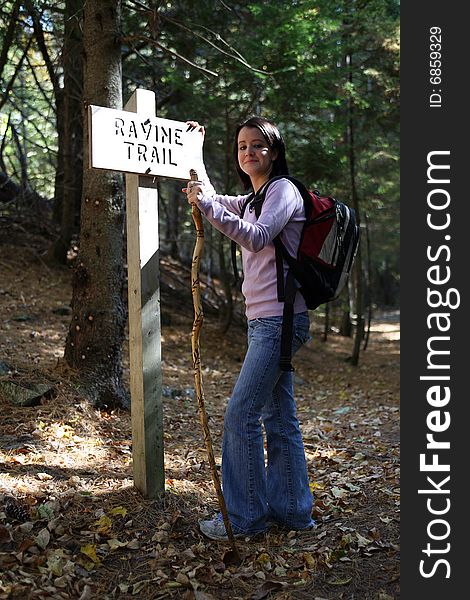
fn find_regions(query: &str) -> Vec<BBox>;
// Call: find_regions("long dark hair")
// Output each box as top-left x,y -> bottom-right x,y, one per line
233,116 -> 289,190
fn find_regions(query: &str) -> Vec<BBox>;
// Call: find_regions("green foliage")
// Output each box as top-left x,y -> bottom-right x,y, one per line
0,0 -> 399,305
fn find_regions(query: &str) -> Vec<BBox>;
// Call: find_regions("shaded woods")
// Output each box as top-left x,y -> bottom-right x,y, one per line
1,2 -> 399,599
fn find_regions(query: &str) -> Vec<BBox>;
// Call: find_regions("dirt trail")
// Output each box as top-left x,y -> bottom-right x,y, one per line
0,240 -> 399,599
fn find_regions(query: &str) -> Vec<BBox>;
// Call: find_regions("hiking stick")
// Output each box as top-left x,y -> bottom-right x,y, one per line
189,169 -> 240,558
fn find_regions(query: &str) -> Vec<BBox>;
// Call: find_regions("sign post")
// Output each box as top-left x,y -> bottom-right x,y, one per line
123,89 -> 163,499
88,89 -> 203,498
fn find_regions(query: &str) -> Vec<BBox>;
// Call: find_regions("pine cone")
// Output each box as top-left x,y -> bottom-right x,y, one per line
5,502 -> 29,522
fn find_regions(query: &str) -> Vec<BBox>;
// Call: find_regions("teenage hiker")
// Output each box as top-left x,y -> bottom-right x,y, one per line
183,116 -> 315,540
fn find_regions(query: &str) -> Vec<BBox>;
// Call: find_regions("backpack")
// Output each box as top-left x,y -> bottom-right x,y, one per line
231,175 -> 360,371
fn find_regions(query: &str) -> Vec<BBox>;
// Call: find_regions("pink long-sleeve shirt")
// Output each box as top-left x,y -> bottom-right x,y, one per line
195,172 -> 308,320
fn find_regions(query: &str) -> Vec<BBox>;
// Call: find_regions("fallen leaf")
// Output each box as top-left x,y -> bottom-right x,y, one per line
356,532 -> 372,547
303,552 -> 316,569
107,538 -> 128,550
379,515 -> 393,524
164,581 -> 184,589
256,552 -> 272,571
94,515 -> 112,534
152,530 -> 169,543
47,553 -> 65,577
109,506 -> 127,517
180,547 -> 196,560
327,576 -> 353,586
78,585 -> 93,600
273,565 -> 287,577
345,482 -> 361,493
175,572 -> 190,586
38,503 -> 55,521
353,452 -> 366,461
35,527 -> 50,549
54,575 -> 69,588
331,486 -> 348,499
0,525 -> 12,545
19,522 -> 34,533
80,544 -> 101,564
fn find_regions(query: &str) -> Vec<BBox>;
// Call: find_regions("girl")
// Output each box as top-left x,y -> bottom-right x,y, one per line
184,116 -> 314,540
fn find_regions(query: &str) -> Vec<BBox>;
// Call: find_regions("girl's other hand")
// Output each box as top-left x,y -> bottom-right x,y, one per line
186,121 -> 205,139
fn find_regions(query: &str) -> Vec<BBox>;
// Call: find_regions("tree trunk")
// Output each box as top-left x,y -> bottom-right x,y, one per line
63,0 -> 128,409
0,1 -> 21,84
339,309 -> 352,337
53,90 -> 65,222
363,212 -> 373,351
338,284 -> 352,337
47,0 -> 83,264
322,302 -> 329,342
346,51 -> 363,366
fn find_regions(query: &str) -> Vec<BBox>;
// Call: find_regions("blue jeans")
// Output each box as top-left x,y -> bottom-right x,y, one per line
221,312 -> 314,534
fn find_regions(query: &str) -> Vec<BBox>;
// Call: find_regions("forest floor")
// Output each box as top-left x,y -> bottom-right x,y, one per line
0,226 -> 400,600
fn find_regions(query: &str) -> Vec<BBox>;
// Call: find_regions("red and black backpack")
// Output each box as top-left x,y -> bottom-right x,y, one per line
232,175 -> 360,371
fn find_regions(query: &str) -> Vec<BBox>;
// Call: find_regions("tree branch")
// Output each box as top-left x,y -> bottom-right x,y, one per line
125,0 -> 269,75
122,40 -> 147,61
23,0 -> 62,99
0,35 -> 34,112
0,0 -> 21,83
121,34 -> 219,77
0,113 -> 12,172
7,93 -> 57,157
10,122 -> 30,193
161,14 -> 270,75
25,54 -> 56,112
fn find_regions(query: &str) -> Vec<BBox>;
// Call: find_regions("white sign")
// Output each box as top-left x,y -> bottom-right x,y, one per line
89,105 -> 204,180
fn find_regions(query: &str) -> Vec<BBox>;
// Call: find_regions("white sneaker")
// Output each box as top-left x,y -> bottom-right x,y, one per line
198,514 -> 264,540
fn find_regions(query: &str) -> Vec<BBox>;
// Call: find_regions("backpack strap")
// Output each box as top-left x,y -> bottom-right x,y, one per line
258,176 -> 311,303
273,236 -> 305,287
279,270 -> 298,372
274,239 -> 286,301
231,182 -> 275,283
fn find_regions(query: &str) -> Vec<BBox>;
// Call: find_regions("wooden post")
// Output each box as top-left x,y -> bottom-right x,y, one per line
124,89 -> 164,498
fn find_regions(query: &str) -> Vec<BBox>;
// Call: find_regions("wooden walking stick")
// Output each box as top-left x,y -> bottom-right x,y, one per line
189,169 -> 240,558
